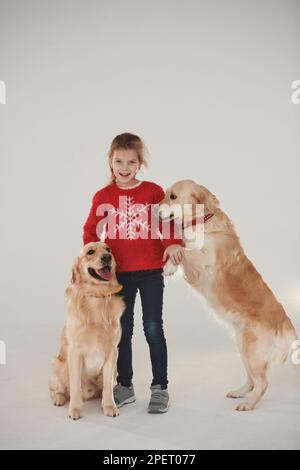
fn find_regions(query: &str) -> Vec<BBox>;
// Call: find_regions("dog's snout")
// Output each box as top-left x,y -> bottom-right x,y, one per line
101,254 -> 112,264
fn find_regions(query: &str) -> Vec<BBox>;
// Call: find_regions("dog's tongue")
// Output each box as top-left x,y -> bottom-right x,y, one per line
97,266 -> 112,281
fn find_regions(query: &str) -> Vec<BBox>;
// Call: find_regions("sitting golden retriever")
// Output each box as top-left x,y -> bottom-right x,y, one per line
49,241 -> 125,419
159,180 -> 298,411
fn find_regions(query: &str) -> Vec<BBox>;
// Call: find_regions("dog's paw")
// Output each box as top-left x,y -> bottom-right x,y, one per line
68,407 -> 82,420
51,392 -> 67,406
163,260 -> 178,276
236,402 -> 253,412
226,390 -> 245,399
103,404 -> 119,417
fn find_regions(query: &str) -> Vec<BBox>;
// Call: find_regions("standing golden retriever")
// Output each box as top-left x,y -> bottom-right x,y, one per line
159,180 -> 298,411
49,242 -> 125,419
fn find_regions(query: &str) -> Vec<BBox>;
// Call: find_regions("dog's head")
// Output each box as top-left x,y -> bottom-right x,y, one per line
158,180 -> 219,224
70,242 -> 118,288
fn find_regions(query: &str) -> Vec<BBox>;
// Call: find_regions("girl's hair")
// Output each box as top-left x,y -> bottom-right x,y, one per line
107,132 -> 148,183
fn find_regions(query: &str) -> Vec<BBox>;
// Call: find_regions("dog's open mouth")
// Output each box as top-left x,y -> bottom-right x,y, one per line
88,266 -> 112,282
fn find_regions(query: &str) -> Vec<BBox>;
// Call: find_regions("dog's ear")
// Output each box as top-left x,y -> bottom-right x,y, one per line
193,185 -> 220,212
71,256 -> 80,284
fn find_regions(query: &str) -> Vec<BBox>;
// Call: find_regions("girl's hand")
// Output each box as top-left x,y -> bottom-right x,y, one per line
162,244 -> 184,265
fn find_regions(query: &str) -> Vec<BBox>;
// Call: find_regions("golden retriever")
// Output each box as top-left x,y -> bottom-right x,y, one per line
49,241 -> 125,419
159,180 -> 298,411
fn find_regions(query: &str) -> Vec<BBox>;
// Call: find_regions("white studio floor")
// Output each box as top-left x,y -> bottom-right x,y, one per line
1,285 -> 300,450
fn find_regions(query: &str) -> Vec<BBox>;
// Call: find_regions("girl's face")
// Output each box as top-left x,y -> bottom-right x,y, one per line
111,149 -> 140,186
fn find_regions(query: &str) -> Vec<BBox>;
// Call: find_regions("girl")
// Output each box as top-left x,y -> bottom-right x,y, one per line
83,133 -> 184,413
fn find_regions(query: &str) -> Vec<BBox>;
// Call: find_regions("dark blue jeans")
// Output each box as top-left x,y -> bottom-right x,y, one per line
116,268 -> 168,390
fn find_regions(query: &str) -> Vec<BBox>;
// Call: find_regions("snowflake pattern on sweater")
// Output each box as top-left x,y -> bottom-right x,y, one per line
109,196 -> 151,240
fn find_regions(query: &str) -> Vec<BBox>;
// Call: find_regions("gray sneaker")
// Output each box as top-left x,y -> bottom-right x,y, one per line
113,384 -> 136,408
148,385 -> 169,413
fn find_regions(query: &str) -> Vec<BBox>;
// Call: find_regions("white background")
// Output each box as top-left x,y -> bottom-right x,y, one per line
0,0 -> 300,449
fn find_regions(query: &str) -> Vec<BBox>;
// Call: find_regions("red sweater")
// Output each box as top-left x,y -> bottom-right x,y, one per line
83,180 -> 182,272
